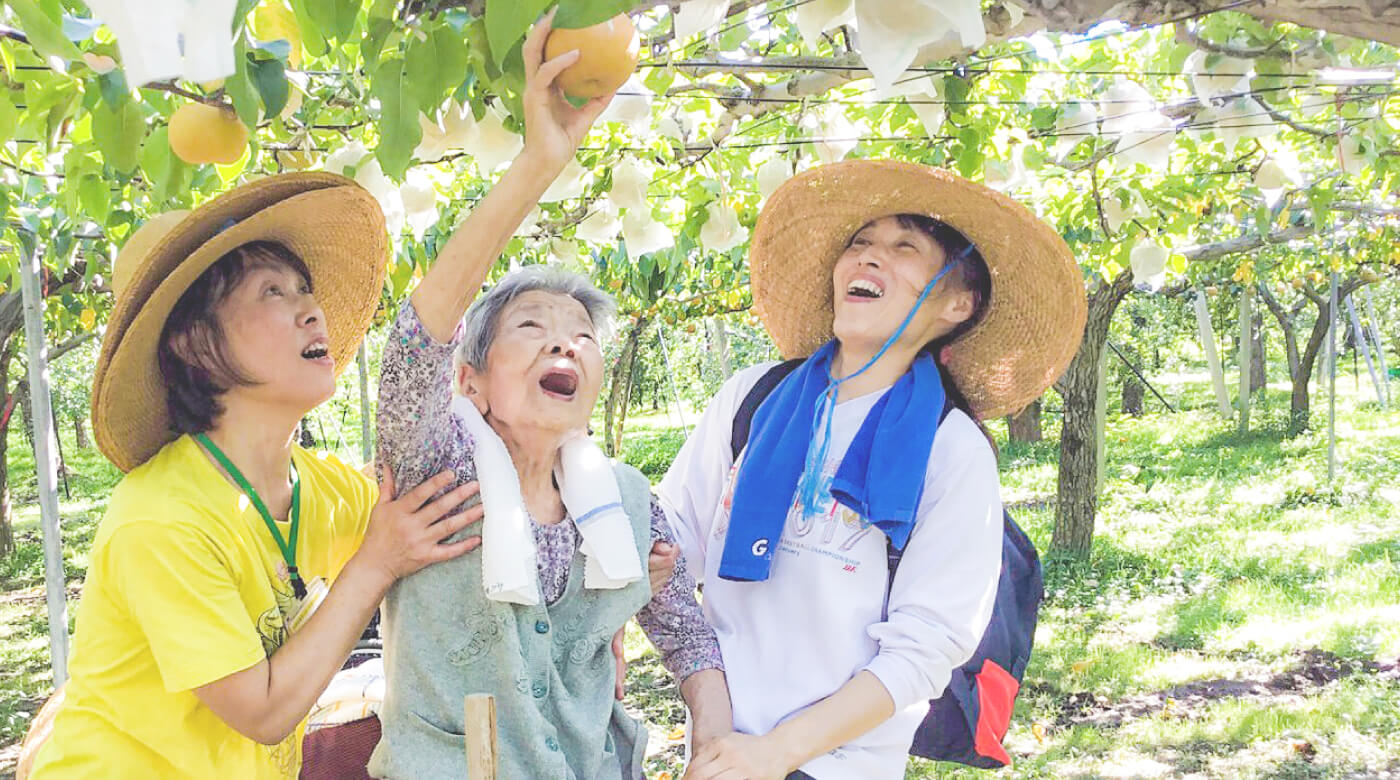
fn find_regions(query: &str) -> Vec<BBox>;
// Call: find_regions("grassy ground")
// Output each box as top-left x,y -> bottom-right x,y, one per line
2,370 -> 1399,779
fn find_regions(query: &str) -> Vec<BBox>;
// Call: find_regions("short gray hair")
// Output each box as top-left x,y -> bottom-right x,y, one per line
453,265 -> 616,373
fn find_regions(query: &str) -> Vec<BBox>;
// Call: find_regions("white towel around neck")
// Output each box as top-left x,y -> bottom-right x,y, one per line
451,395 -> 643,605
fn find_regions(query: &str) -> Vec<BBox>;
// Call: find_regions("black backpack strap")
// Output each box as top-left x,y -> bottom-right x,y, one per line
729,359 -> 804,462
886,395 -> 960,585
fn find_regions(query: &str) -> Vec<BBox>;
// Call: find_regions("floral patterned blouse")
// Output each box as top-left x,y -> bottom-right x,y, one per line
376,301 -> 723,680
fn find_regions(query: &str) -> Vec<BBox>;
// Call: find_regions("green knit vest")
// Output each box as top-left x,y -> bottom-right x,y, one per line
369,463 -> 654,779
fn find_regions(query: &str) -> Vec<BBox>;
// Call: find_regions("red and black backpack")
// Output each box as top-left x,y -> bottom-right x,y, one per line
729,360 -> 1044,769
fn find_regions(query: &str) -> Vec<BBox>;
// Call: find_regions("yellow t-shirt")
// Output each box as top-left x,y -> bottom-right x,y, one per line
31,435 -> 377,779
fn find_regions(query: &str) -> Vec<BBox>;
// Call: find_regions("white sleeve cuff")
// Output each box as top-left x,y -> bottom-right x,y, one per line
863,651 -> 952,713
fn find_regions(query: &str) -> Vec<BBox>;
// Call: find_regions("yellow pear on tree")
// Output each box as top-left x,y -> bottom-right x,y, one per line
544,14 -> 640,99
168,103 -> 249,165
275,149 -> 317,170
250,0 -> 303,68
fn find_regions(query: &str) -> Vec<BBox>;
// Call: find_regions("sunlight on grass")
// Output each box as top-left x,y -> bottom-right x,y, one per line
2,368 -> 1399,777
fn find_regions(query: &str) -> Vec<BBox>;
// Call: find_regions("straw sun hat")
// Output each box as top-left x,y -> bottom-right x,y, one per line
750,159 -> 1087,420
92,172 -> 389,472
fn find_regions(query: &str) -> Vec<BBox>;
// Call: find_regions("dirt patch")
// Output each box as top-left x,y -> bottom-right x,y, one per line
1065,649 -> 1398,728
0,585 -> 81,606
1006,495 -> 1054,512
0,742 -> 18,780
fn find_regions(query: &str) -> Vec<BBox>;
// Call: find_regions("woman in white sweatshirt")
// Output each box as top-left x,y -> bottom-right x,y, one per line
658,160 -> 1087,780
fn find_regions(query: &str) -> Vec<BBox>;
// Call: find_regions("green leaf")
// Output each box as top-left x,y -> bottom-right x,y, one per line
97,71 -> 130,109
484,0 -> 551,68
955,126 -> 983,179
249,38 -> 293,61
90,100 -> 145,173
78,175 -> 111,224
41,86 -> 79,149
6,0 -> 82,61
248,56 -> 290,118
303,0 -> 358,43
555,0 -> 632,29
289,0 -> 328,56
357,0 -> 398,73
388,256 -> 414,297
942,75 -> 971,118
140,127 -> 193,205
1307,188 -> 1335,229
0,94 -> 17,146
226,52 -> 262,127
371,58 -> 420,179
406,24 -> 471,116
0,38 -> 15,76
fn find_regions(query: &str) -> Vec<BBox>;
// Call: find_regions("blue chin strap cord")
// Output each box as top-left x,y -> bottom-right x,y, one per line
795,248 -> 972,515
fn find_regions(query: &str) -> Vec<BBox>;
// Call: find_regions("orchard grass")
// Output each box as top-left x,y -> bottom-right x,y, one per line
1,372 -> 1398,778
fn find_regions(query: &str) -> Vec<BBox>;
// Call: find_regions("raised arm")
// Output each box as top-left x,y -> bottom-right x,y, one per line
411,12 -> 613,341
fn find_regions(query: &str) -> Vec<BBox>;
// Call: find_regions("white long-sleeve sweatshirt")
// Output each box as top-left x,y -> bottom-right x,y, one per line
658,362 -> 1004,779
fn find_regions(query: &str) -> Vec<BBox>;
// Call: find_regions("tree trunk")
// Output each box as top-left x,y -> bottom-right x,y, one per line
603,318 -> 646,456
73,414 -> 89,449
1292,295 -> 1339,436
1250,312 -> 1267,394
1121,376 -> 1145,417
1259,284 -> 1305,433
1006,400 -> 1042,443
1299,278 -> 1375,429
1016,0 -> 1400,50
1118,340 -> 1145,417
1052,271 -> 1132,558
613,331 -> 643,455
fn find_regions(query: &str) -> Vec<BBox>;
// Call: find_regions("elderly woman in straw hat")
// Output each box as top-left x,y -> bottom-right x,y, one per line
658,160 -> 1087,780
26,170 -> 485,779
367,16 -> 730,780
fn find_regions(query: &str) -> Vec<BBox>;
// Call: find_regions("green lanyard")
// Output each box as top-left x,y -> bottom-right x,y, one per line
194,433 -> 307,599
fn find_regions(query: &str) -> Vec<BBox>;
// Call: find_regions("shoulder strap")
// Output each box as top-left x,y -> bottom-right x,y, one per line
729,359 -> 804,462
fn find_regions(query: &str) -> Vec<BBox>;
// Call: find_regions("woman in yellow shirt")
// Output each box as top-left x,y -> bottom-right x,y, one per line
28,173 -> 483,779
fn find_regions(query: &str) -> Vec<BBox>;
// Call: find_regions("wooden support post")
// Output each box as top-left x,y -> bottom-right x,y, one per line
1346,296 -> 1386,409
1237,289 -> 1253,433
1363,288 -> 1390,406
1095,346 -> 1107,496
710,318 -> 732,379
18,236 -> 68,684
1328,272 -> 1338,483
464,693 -> 498,779
1193,290 -> 1232,419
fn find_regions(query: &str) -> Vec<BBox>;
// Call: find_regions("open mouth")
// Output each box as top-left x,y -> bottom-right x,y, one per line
539,369 -> 579,399
301,340 -> 331,362
846,279 -> 885,299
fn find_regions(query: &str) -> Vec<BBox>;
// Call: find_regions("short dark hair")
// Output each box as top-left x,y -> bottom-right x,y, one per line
883,214 -> 997,440
157,241 -> 312,434
891,213 -> 992,344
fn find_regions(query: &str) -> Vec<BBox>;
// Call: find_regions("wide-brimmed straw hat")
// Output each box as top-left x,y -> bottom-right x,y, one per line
92,172 -> 388,472
750,159 -> 1086,420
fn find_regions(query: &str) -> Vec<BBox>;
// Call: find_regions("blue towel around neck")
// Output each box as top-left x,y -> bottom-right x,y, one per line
719,342 -> 946,582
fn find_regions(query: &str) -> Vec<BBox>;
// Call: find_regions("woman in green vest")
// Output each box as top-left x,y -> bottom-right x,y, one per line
368,15 -> 732,780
